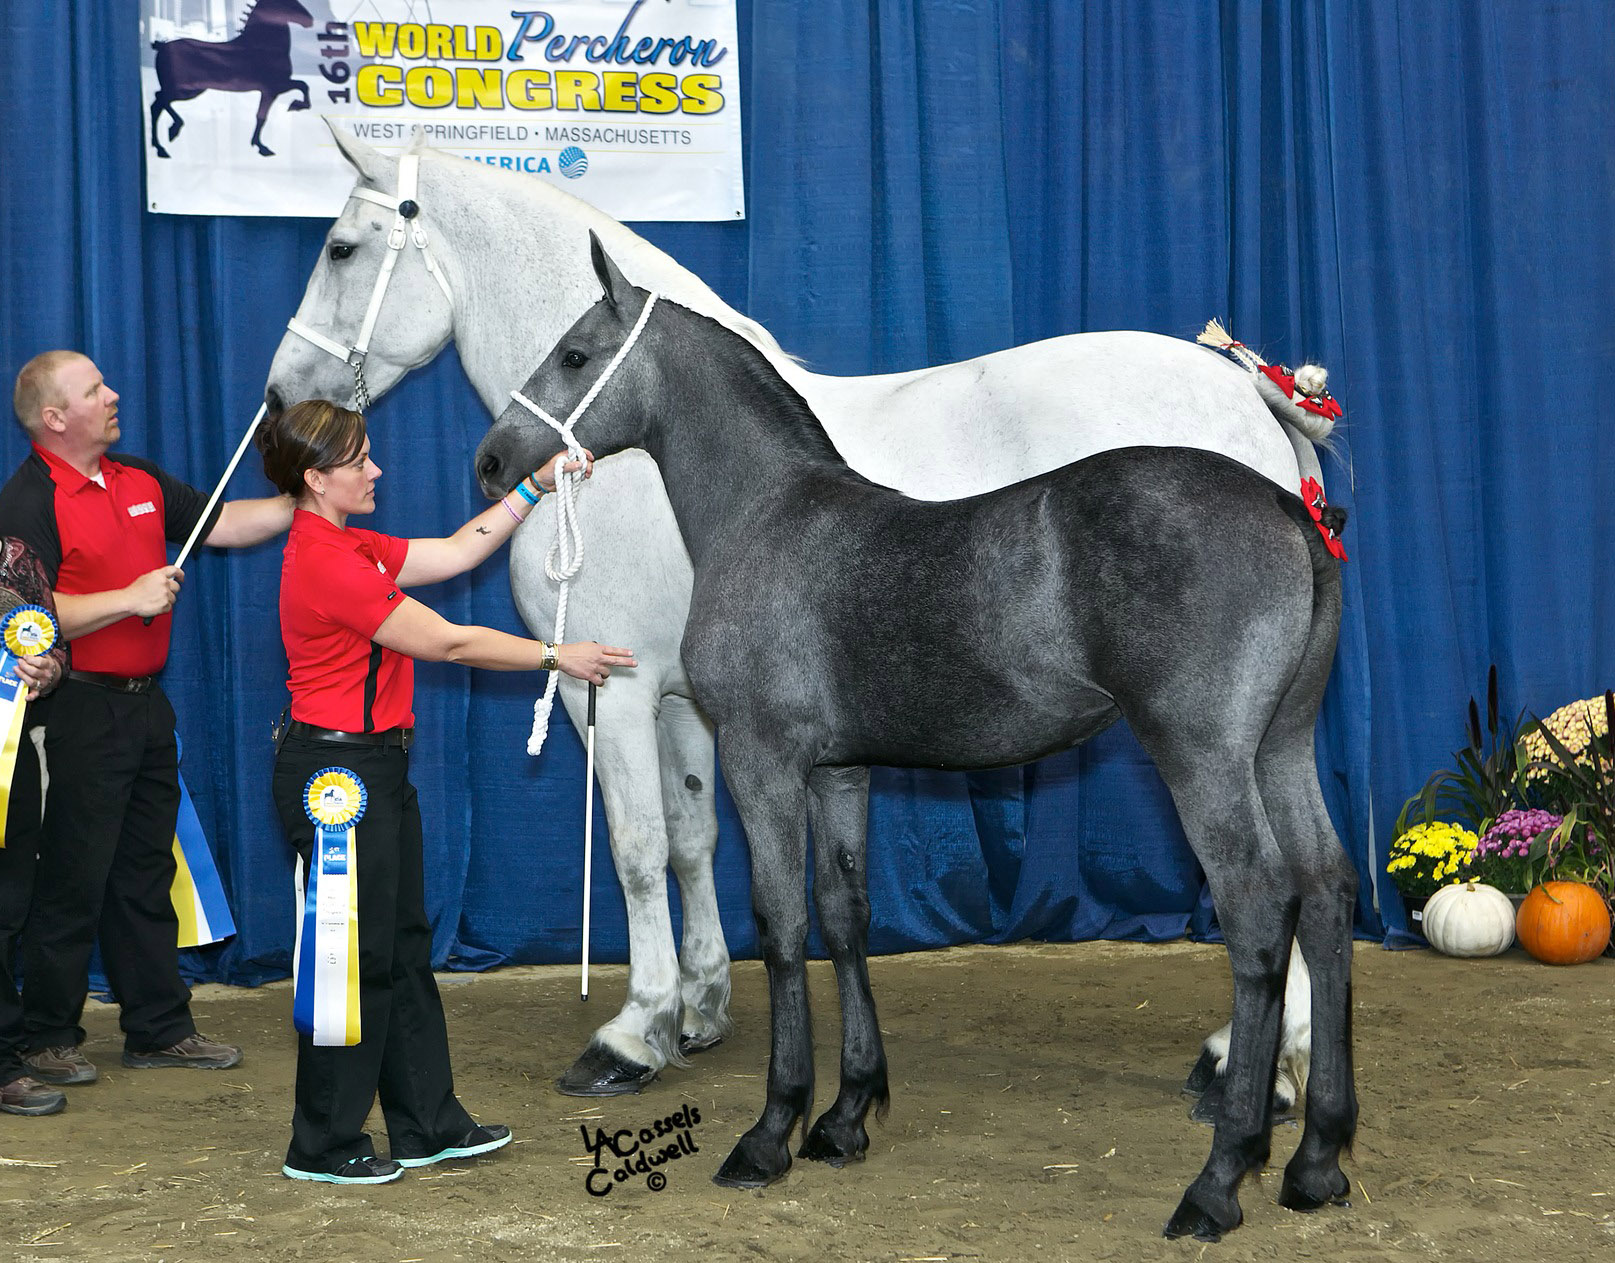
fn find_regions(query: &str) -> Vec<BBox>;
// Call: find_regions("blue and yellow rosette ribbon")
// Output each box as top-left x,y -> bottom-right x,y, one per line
293,767 -> 366,1047
0,605 -> 57,850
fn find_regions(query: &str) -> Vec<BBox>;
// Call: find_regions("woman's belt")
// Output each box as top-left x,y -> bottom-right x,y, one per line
68,670 -> 155,694
286,720 -> 414,751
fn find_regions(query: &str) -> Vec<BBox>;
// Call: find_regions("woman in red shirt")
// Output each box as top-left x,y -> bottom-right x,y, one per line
259,399 -> 633,1185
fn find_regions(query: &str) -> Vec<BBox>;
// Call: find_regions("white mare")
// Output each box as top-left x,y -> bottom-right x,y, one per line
265,130 -> 1323,1105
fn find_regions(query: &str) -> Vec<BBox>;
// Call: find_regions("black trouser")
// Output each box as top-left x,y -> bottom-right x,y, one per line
22,680 -> 194,1053
0,718 -> 46,1085
272,734 -> 473,1168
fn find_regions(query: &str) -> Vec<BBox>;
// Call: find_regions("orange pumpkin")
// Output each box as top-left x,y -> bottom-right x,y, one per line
1515,882 -> 1612,965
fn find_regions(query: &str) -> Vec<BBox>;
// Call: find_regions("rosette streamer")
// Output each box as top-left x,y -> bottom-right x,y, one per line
0,604 -> 57,849
169,734 -> 237,948
294,767 -> 366,1046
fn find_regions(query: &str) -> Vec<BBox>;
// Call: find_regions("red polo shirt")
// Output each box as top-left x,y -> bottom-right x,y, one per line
280,509 -> 414,731
0,445 -> 219,676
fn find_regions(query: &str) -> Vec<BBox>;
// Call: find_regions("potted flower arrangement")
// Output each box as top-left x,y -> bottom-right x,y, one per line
1385,821 -> 1478,933
1391,670 -> 1615,960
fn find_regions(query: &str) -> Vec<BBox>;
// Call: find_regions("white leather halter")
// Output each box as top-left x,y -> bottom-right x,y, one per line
285,153 -> 453,411
504,291 -> 660,757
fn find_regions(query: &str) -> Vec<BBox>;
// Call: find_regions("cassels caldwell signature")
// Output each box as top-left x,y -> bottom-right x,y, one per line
580,1103 -> 702,1196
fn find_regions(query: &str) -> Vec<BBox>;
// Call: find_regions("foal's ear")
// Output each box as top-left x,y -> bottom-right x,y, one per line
589,231 -> 632,312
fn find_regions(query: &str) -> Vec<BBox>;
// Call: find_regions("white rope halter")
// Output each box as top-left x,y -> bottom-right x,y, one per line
285,153 -> 454,411
505,292 -> 660,755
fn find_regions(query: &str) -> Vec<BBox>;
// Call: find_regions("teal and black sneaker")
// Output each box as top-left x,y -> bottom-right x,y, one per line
393,1124 -> 512,1168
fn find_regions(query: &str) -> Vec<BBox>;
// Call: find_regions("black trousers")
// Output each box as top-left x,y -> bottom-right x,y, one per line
0,718 -> 46,1084
272,734 -> 473,1168
22,680 -> 194,1052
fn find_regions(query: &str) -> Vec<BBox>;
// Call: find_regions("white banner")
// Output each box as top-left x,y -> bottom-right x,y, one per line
140,0 -> 744,221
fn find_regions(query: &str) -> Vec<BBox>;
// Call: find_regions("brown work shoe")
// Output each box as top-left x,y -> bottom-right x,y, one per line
0,1074 -> 67,1115
122,1033 -> 243,1070
22,1045 -> 98,1084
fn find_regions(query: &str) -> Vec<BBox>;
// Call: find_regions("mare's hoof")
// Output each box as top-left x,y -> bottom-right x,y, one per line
1183,1047 -> 1218,1096
1163,1191 -> 1242,1242
798,1115 -> 868,1167
555,1044 -> 657,1097
154,148 -> 170,160
289,100 -> 310,111
1279,1166 -> 1351,1212
679,1030 -> 724,1056
256,145 -> 275,157
713,1137 -> 790,1189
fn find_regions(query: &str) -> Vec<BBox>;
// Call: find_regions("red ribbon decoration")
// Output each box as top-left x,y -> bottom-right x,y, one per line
1300,477 -> 1348,562
1261,364 -> 1344,421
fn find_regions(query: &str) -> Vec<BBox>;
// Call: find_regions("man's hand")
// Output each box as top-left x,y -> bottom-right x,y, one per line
125,565 -> 183,618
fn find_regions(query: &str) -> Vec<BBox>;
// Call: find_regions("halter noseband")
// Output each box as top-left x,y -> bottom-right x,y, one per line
285,153 -> 454,411
506,292 -> 659,455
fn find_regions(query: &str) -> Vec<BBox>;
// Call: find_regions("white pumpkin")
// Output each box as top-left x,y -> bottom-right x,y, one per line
1422,880 -> 1516,957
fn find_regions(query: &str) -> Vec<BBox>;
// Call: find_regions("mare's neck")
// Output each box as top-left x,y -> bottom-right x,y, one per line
425,166 -> 773,415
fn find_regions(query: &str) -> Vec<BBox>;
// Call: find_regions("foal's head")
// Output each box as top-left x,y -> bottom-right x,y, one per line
476,234 -> 661,498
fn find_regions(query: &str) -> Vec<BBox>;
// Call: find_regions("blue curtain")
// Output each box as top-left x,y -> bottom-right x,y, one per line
3,1 -> 1609,983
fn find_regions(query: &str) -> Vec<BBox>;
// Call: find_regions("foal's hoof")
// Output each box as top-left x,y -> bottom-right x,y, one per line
1163,1191 -> 1242,1242
679,1030 -> 724,1056
713,1136 -> 791,1189
289,100 -> 310,111
256,144 -> 276,157
1279,1165 -> 1352,1212
798,1115 -> 868,1168
1183,1047 -> 1218,1096
1186,1078 -> 1296,1126
1188,1079 -> 1223,1124
555,1044 -> 658,1097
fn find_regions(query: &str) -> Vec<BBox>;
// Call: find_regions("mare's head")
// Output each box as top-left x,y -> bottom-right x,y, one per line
249,0 -> 314,28
476,235 -> 659,498
264,126 -> 454,417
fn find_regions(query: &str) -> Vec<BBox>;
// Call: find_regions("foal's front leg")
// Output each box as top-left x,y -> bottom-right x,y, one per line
799,765 -> 889,1166
713,744 -> 813,1189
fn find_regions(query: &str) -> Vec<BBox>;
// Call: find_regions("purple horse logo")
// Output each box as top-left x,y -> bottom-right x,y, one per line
149,0 -> 314,159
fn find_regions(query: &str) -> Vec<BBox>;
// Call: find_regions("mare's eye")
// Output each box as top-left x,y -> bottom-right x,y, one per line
563,350 -> 588,369
328,243 -> 356,261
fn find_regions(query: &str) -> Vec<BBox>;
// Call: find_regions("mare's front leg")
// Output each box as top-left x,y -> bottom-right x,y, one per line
799,765 -> 889,1167
655,692 -> 732,1054
287,79 -> 311,110
713,735 -> 813,1189
554,677 -> 685,1096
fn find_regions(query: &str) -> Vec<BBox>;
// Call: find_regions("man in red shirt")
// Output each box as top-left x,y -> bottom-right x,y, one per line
0,350 -> 294,1086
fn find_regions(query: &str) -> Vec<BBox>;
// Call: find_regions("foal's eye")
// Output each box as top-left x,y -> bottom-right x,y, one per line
562,350 -> 589,369
328,243 -> 356,261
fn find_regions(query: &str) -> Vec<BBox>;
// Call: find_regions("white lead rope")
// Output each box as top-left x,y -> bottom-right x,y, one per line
507,292 -> 659,757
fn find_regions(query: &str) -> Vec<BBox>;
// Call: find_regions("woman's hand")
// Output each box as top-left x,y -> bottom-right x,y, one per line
532,448 -> 596,493
11,653 -> 61,701
557,641 -> 636,686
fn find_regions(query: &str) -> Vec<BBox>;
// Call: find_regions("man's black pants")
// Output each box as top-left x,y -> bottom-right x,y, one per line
22,679 -> 195,1053
272,734 -> 473,1169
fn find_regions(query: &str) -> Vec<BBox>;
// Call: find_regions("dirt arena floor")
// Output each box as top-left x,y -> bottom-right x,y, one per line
2,940 -> 1612,1263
